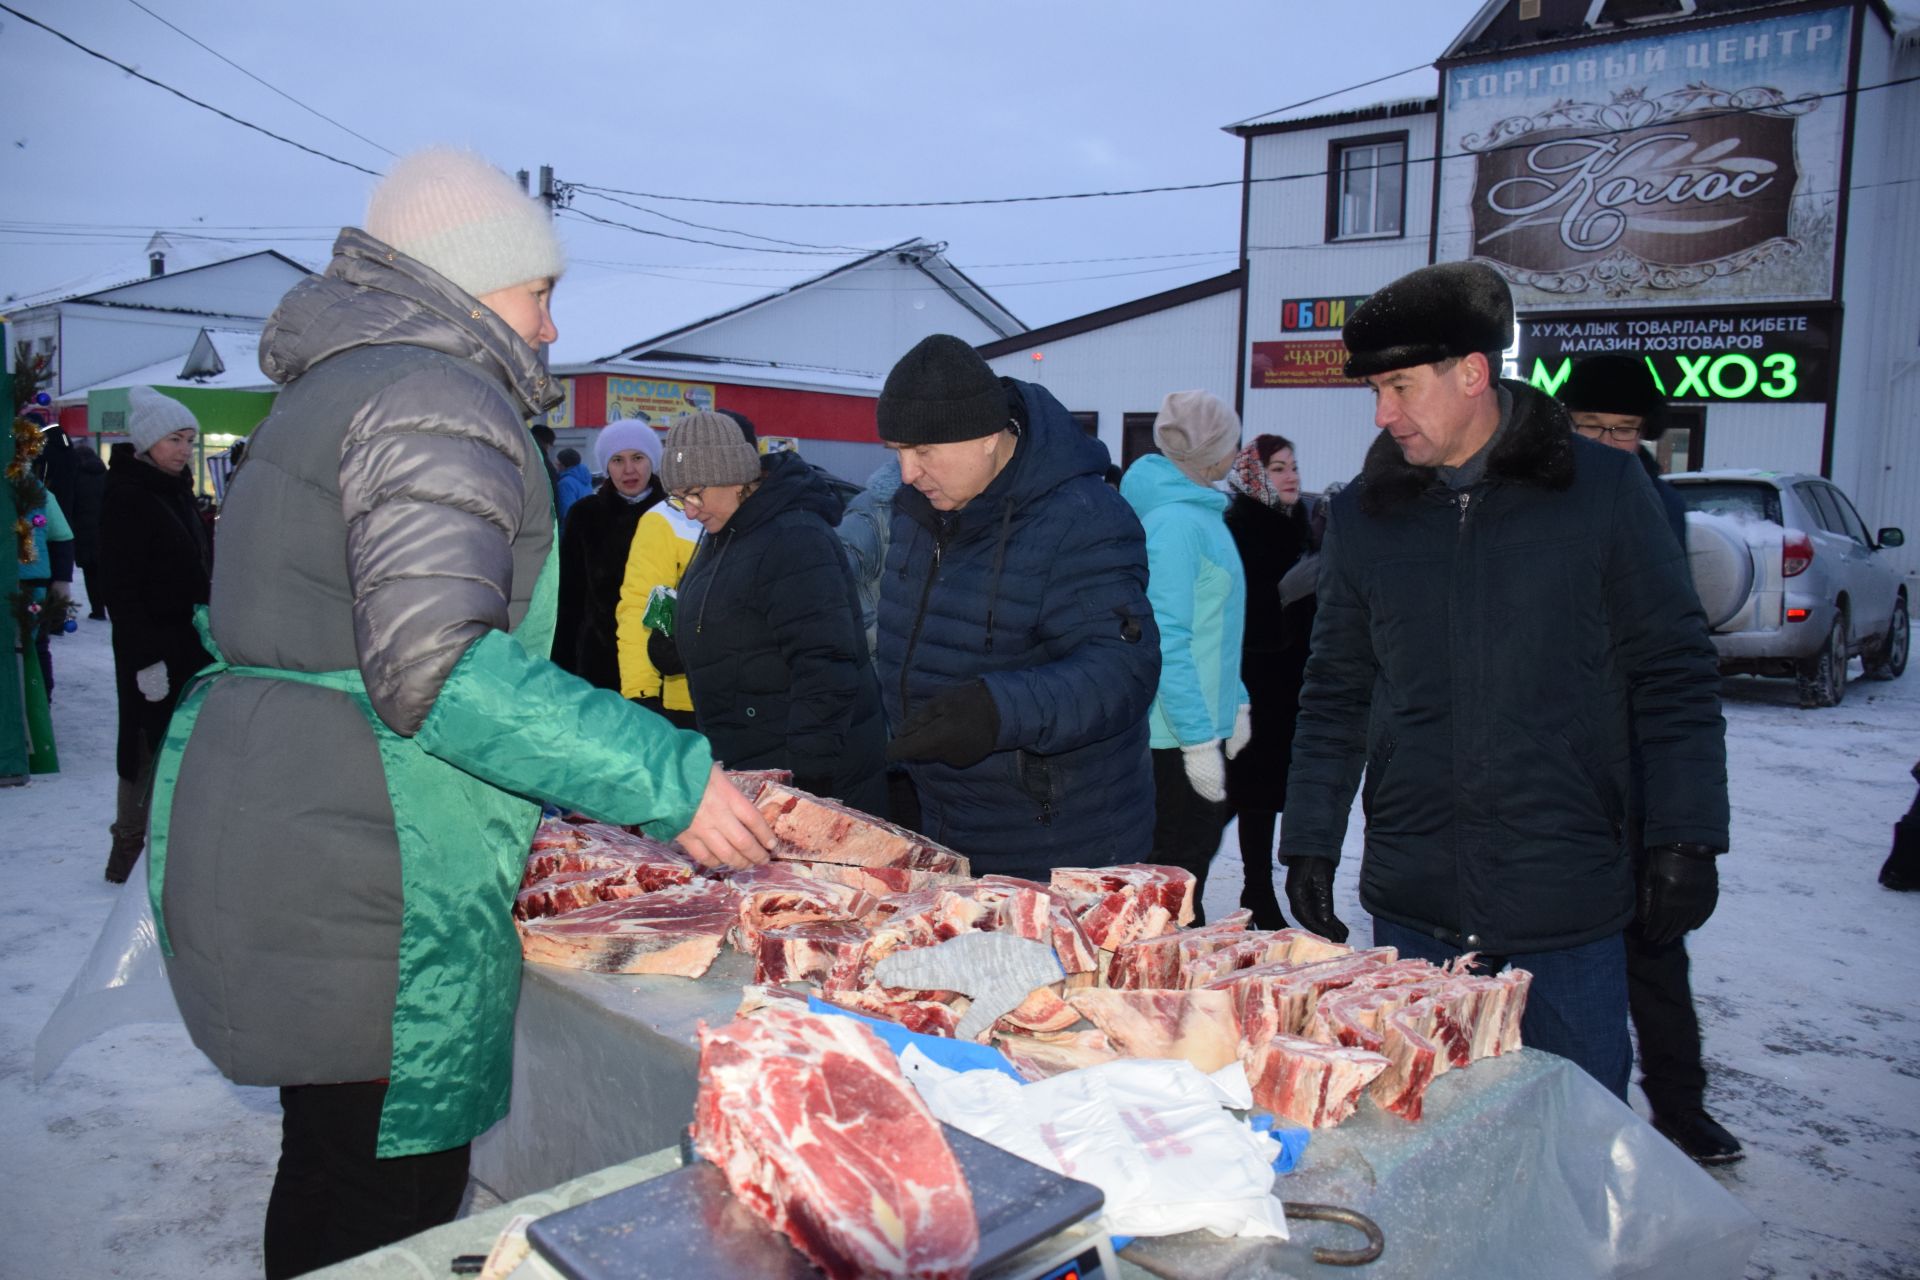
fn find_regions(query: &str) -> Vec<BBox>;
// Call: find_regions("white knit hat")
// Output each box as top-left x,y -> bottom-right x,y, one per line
127,386 -> 199,454
365,148 -> 565,299
594,419 -> 662,474
1153,390 -> 1242,483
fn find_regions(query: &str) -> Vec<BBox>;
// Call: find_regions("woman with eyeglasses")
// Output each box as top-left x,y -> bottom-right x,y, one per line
660,411 -> 888,812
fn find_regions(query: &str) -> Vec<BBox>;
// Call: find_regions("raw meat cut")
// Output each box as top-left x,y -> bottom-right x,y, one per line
995,985 -> 1080,1035
781,860 -> 966,897
756,783 -> 971,875
729,863 -> 879,951
693,1006 -> 979,1280
994,1029 -> 1121,1081
1065,987 -> 1242,1072
1107,909 -> 1252,990
736,984 -> 811,1016
1206,948 -> 1399,1045
755,921 -> 873,990
820,988 -> 965,1038
1182,928 -> 1353,988
725,768 -> 794,803
517,879 -> 740,976
1242,1034 -> 1390,1129
974,876 -> 1101,976
518,821 -> 696,919
1048,864 -> 1195,950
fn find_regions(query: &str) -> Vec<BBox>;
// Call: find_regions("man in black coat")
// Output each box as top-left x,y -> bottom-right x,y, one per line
1279,263 -> 1729,1100
67,442 -> 109,619
1559,355 -> 1742,1162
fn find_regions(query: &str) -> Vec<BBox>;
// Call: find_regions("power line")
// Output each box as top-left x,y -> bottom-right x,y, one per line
0,1 -> 381,177
123,0 -> 396,158
557,206 -> 859,256
569,187 -> 875,254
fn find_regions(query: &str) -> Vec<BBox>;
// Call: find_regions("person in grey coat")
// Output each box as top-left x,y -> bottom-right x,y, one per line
837,455 -> 902,659
152,149 -> 771,1278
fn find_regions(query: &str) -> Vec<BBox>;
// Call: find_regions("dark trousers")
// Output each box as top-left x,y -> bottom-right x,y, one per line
1626,927 -> 1707,1115
1150,748 -> 1229,925
1372,917 -> 1632,1101
263,1082 -> 470,1279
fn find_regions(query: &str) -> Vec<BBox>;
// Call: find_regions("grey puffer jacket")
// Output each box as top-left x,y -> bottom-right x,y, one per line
161,229 -> 564,1086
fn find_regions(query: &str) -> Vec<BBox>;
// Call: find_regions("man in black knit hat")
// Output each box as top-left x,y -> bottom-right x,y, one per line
873,333 -> 1160,880
1279,263 -> 1730,1102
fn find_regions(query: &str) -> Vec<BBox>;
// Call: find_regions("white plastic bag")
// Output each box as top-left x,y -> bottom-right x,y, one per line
899,1050 -> 1289,1241
34,878 -> 181,1082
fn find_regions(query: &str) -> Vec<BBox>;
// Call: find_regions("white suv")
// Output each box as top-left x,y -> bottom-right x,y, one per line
1667,470 -> 1908,708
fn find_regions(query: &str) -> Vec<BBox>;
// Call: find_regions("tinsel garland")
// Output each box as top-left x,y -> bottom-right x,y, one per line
8,416 -> 48,565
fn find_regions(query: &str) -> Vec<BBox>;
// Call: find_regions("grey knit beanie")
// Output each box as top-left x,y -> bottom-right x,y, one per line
877,334 -> 1010,445
662,411 -> 762,491
365,148 -> 565,299
1152,390 -> 1241,482
127,386 -> 200,454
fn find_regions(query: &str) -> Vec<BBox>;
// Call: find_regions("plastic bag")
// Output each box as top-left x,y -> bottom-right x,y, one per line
900,1050 -> 1290,1241
34,878 -> 182,1082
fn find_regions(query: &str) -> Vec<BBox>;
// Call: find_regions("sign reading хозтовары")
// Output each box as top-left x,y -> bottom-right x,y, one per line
1519,308 -> 1833,404
1436,8 -> 1852,310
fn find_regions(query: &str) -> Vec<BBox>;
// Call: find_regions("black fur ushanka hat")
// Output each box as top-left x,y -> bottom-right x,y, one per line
1342,261 -> 1515,379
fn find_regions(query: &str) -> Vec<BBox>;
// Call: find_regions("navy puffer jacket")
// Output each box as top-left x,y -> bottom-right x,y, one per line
877,379 -> 1159,879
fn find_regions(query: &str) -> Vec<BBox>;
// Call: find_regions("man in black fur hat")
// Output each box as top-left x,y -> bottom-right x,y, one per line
1278,262 -> 1730,1102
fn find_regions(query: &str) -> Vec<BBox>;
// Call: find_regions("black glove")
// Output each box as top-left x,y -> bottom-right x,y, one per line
647,628 -> 685,677
1284,857 -> 1349,943
885,681 -> 1001,769
1637,843 -> 1720,946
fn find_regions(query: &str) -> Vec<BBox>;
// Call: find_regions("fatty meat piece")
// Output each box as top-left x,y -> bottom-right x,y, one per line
780,860 -> 967,897
1242,1033 -> 1390,1129
994,1028 -> 1122,1082
518,820 -> 695,918
693,1006 -> 979,1280
1065,987 -> 1242,1073
820,988 -> 966,1039
754,920 -> 873,990
1182,928 -> 1353,988
516,879 -> 740,976
994,984 -> 1080,1036
1048,864 -> 1196,949
728,863 -> 879,951
756,782 -> 971,875
1206,947 -> 1399,1044
974,876 -> 1102,975
1107,909 -> 1253,990
725,768 -> 794,803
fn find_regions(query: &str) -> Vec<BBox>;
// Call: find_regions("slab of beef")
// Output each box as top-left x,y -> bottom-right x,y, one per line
518,820 -> 696,919
973,876 -> 1102,976
728,863 -> 880,952
1206,948 -> 1399,1045
1048,864 -> 1195,950
754,920 -> 873,990
994,1028 -> 1121,1082
517,879 -> 740,976
1107,909 -> 1253,990
781,860 -> 967,897
724,767 -> 794,803
1065,987 -> 1242,1072
1242,1033 -> 1390,1129
1183,928 -> 1354,988
755,782 -> 971,875
693,1006 -> 979,1280
820,988 -> 966,1038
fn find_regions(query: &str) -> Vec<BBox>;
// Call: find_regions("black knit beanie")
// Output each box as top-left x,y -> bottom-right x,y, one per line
1558,354 -> 1670,441
877,334 -> 1010,445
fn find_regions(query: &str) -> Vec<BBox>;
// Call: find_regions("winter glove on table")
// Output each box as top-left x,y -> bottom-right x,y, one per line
873,932 -> 1064,1041
1637,843 -> 1720,946
1181,740 -> 1228,803
1225,704 -> 1253,761
886,681 -> 1000,769
1284,856 -> 1349,943
646,628 -> 685,677
135,662 -> 170,702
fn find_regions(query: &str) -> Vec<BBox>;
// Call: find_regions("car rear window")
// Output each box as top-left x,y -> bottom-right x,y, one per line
1671,481 -> 1781,525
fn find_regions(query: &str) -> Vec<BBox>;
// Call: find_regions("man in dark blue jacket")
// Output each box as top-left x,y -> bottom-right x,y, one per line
875,334 -> 1159,880
1279,264 -> 1729,1100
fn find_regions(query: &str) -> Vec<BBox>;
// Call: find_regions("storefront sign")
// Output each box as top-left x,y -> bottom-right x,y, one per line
1281,295 -> 1370,332
606,377 -> 715,424
1437,8 -> 1851,309
1250,340 -> 1351,389
1519,307 -> 1832,403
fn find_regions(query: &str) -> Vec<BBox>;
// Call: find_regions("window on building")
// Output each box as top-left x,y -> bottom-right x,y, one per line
1327,134 -> 1408,242
1070,411 -> 1099,438
1121,413 -> 1160,471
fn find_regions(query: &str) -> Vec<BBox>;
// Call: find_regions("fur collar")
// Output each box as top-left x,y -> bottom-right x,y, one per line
1356,380 -> 1576,515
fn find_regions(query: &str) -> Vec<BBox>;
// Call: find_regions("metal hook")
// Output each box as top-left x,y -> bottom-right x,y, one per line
1283,1201 -> 1386,1266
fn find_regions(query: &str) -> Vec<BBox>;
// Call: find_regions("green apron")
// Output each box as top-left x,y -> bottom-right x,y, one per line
149,551 -> 558,1158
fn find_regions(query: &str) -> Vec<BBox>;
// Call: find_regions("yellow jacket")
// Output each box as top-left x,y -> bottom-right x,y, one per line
615,504 -> 703,709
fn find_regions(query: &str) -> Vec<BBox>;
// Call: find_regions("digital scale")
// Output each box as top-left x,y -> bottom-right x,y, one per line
526,1122 -> 1118,1280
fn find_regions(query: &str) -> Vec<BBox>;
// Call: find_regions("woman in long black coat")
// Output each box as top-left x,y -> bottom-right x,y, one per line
99,387 -> 213,882
1223,434 -> 1323,928
659,412 -> 887,813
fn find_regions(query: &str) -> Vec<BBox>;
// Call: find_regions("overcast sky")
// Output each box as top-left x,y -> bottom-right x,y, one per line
0,0 -> 1479,349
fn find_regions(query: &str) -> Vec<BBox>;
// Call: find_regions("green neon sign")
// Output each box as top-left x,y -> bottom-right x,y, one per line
1529,352 -> 1801,403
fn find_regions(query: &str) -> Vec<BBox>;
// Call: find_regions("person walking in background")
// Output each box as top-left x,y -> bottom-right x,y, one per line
147,148 -> 771,1278
1120,391 -> 1248,924
875,334 -> 1158,880
1223,433 -> 1323,929
1559,353 -> 1742,1164
553,422 -> 663,695
68,441 -> 109,619
837,454 -> 902,659
98,387 -> 212,883
553,445 -> 592,523
662,411 -> 888,810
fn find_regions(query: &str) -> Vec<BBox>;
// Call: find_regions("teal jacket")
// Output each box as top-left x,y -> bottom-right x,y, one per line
1122,455 -> 1247,749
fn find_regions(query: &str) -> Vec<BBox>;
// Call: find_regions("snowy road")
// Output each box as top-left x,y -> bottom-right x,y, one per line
3,616 -> 1916,1277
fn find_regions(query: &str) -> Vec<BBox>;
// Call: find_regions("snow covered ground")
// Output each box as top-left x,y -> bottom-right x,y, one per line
3,615 -> 1917,1277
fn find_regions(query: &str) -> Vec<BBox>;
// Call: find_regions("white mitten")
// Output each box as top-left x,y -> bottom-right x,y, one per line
1225,703 -> 1253,760
1181,740 -> 1228,803
135,662 -> 169,702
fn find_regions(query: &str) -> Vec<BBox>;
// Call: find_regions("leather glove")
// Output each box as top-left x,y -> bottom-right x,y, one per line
1181,740 -> 1228,802
1225,704 -> 1253,761
886,681 -> 1001,769
646,628 -> 685,677
1284,856 -> 1349,943
1637,843 -> 1720,946
135,662 -> 169,702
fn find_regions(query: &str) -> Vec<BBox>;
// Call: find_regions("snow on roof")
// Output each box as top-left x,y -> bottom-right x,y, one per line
1226,67 -> 1437,132
56,326 -> 272,402
2,234 -> 321,311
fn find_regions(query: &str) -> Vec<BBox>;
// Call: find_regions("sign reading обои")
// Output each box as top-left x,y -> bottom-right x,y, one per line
1435,7 -> 1851,310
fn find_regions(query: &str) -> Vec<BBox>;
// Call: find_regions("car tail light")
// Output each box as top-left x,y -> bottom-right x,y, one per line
1782,531 -> 1814,577
1787,607 -> 1810,622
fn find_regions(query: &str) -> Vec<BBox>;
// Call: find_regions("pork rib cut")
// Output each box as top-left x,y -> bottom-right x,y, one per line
1242,1033 -> 1390,1129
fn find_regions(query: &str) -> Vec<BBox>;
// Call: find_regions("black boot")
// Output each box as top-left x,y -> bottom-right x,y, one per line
1881,817 -> 1920,891
1652,1107 -> 1744,1164
1236,811 -> 1288,930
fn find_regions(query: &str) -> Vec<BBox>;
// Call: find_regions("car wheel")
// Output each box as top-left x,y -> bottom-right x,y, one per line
1797,611 -> 1848,708
1864,592 -> 1910,680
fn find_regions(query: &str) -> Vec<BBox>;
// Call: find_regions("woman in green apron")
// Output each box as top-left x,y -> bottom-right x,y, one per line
147,148 -> 772,1279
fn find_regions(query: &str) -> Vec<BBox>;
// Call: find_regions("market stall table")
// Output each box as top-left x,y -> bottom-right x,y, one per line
449,955 -> 1757,1278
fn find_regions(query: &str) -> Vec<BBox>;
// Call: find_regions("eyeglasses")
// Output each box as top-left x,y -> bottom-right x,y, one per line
666,487 -> 705,511
1573,422 -> 1642,442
